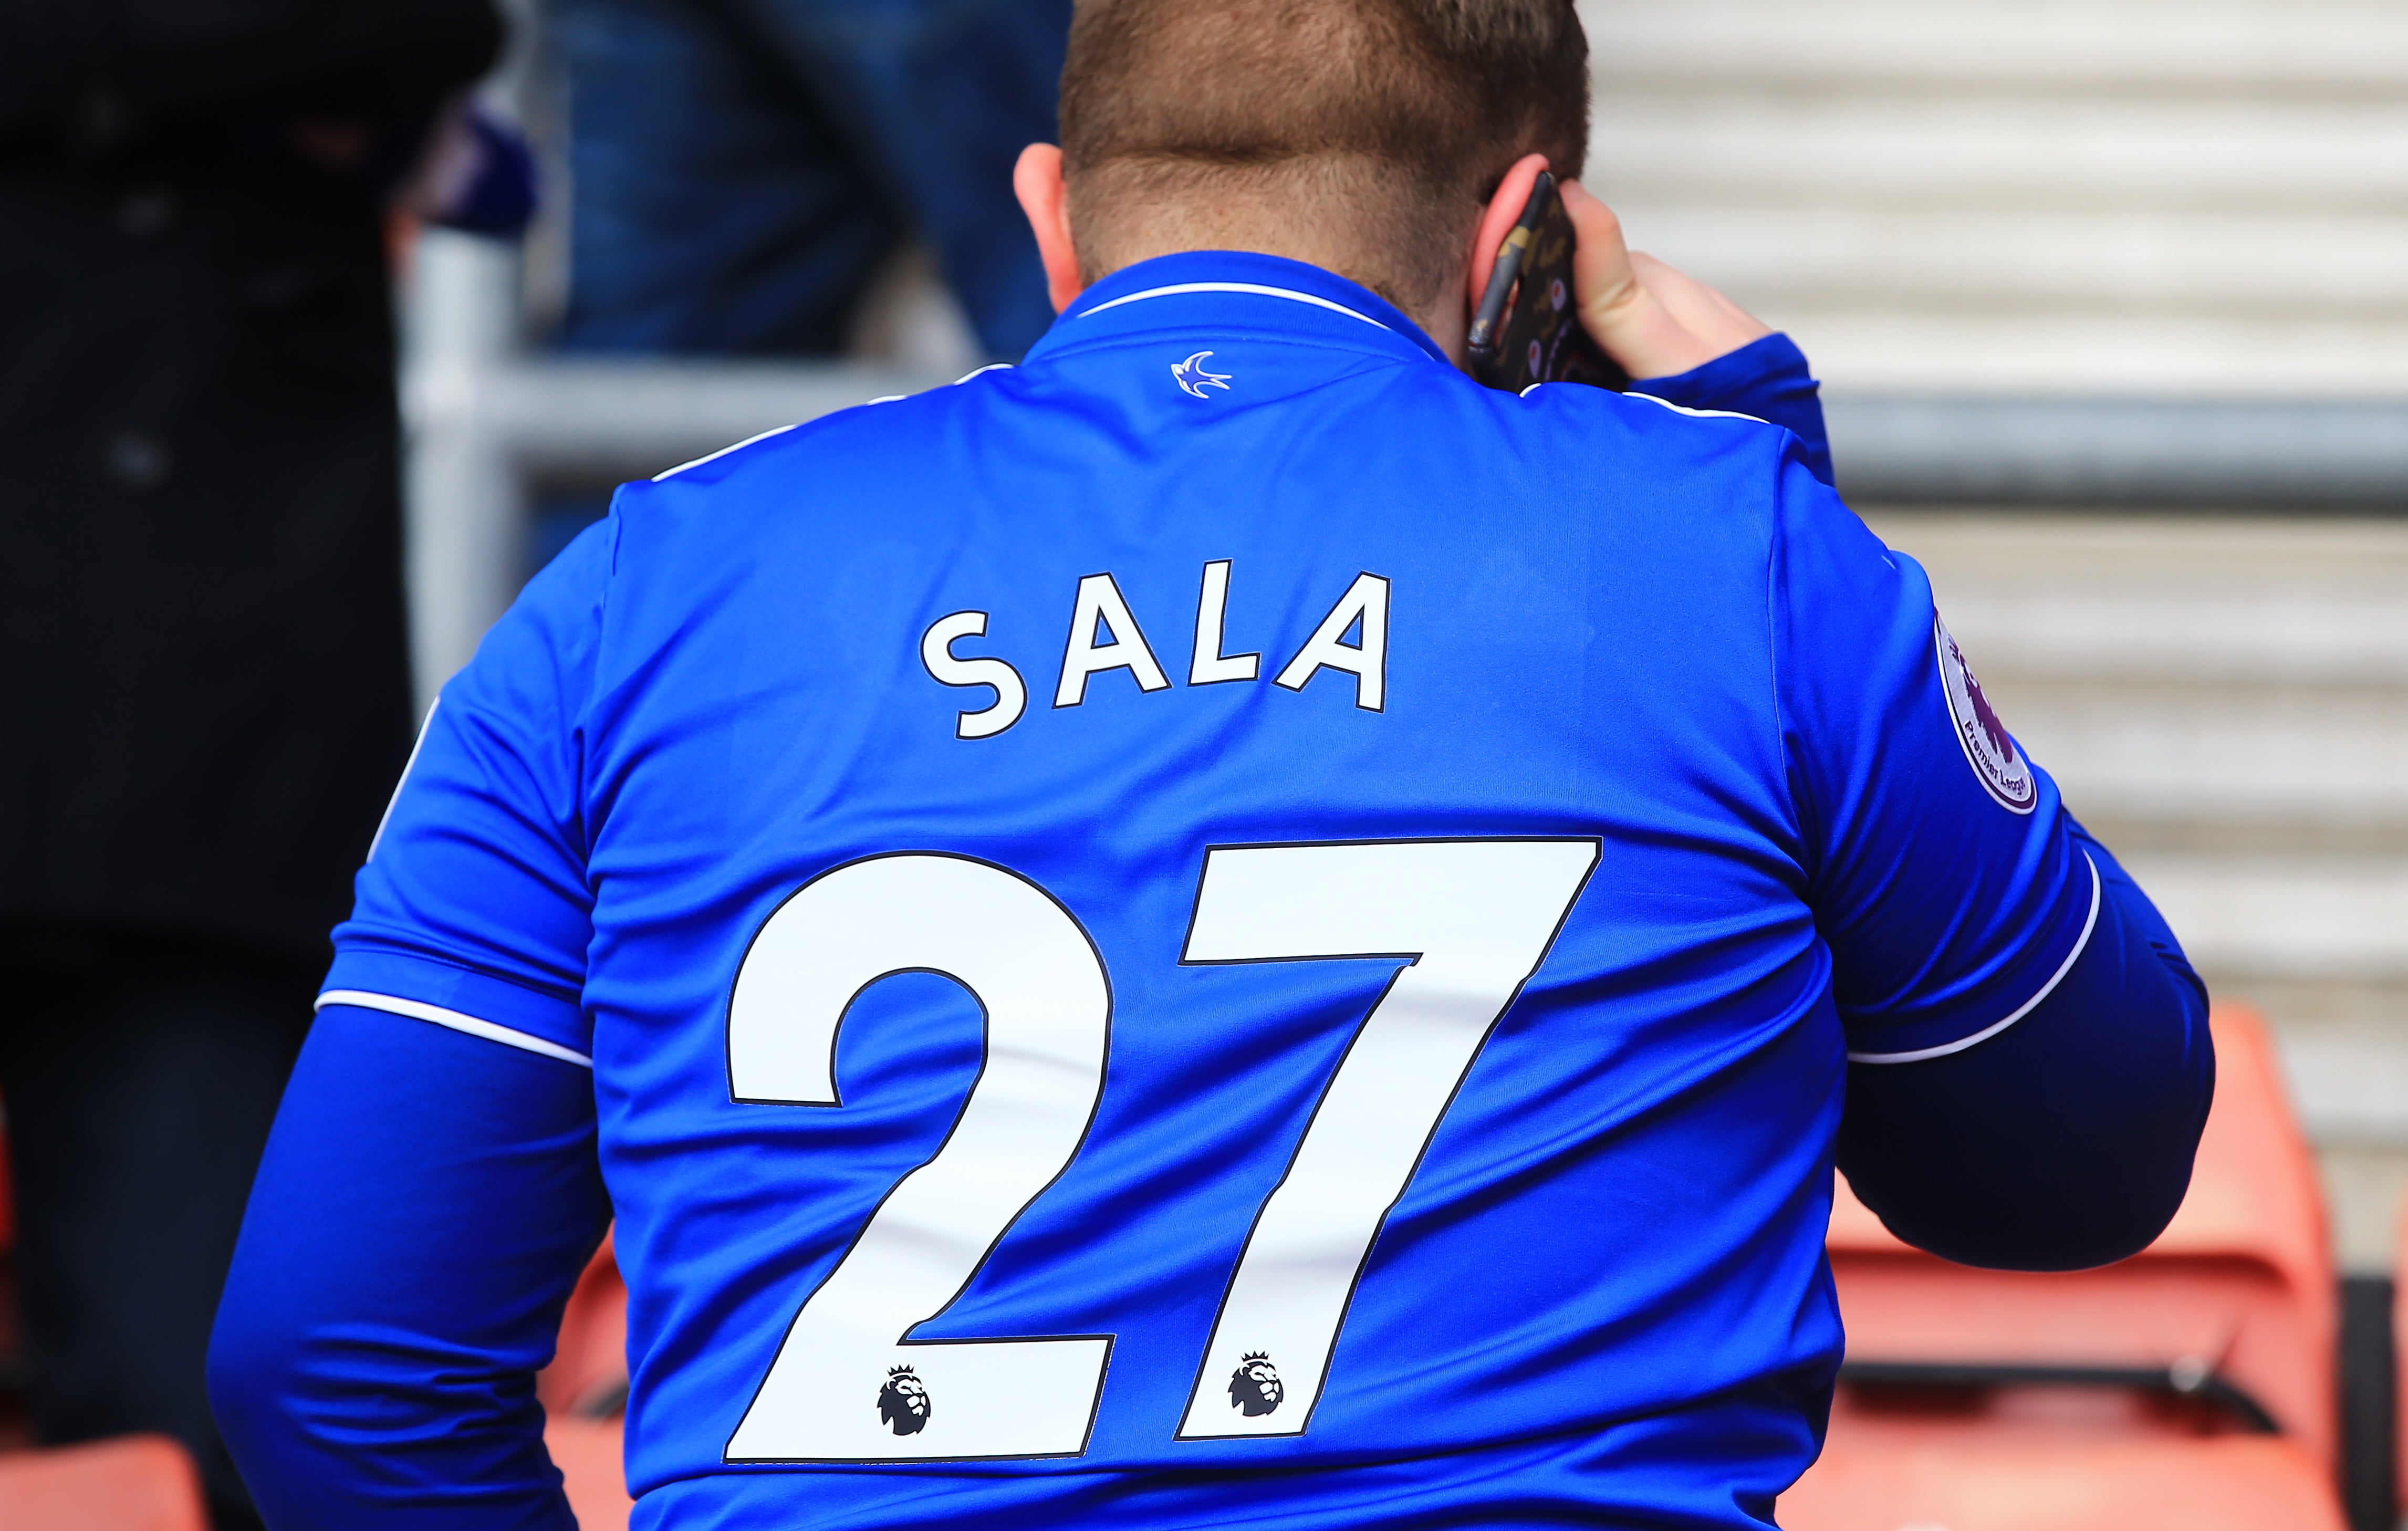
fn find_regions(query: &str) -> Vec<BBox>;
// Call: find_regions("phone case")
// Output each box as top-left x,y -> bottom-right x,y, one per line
1466,177 -> 1628,395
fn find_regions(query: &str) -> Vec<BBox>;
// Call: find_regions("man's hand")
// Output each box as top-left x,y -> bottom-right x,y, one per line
1559,180 -> 1770,381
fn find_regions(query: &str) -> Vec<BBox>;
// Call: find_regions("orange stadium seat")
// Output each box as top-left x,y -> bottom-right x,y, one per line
0,1433 -> 209,1531
1783,1005 -> 2344,1530
543,1232 -> 631,1421
1783,1428 -> 2340,1531
545,1415 -> 631,1531
544,1235 -> 634,1528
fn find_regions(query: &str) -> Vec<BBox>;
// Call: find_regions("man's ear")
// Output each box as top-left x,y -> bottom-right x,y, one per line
1464,153 -> 1550,313
1015,143 -> 1085,314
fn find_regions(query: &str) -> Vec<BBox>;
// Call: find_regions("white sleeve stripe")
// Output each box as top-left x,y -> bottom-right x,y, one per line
316,990 -> 594,1068
1845,850 -> 2102,1066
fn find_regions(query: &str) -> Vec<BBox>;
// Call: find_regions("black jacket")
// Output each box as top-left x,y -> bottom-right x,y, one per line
0,0 -> 502,959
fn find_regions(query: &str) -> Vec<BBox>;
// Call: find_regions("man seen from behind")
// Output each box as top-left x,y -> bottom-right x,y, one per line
210,2 -> 2213,1526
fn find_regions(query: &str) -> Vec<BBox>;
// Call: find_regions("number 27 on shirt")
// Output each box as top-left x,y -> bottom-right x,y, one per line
721,836 -> 1598,1463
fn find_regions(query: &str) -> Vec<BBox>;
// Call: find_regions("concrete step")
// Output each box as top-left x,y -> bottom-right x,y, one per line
1995,683 -> 2408,832
1601,202 -> 2408,394
1583,0 -> 2408,95
1894,511 -> 2408,831
1592,207 -> 2408,318
2119,852 -> 2408,982
1907,519 -> 2408,685
1577,0 -> 2408,398
1871,510 -> 2408,1266
1591,97 -> 2408,213
1765,315 -> 2408,399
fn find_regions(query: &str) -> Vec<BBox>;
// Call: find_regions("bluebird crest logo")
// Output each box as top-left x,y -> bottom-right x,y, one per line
1172,351 -> 1233,399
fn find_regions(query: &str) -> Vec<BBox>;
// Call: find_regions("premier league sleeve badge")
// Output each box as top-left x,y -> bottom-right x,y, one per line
1935,616 -> 2037,814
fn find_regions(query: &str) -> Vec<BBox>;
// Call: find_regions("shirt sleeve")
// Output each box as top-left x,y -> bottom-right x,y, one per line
1632,332 -> 1834,486
1771,457 -> 2097,1062
320,516 -> 616,1064
210,1004 -> 606,1529
1833,822 -> 2213,1270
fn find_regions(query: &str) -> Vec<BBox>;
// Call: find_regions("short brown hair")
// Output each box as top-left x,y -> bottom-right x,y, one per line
1058,0 -> 1589,314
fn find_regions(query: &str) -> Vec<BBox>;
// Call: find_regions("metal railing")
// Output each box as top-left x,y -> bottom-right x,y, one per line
402,232 -> 954,706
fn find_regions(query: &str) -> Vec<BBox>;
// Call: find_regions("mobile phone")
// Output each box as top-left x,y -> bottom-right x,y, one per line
1466,171 -> 1627,394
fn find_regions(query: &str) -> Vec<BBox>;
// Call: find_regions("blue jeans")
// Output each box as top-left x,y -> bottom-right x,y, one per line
553,0 -> 1069,360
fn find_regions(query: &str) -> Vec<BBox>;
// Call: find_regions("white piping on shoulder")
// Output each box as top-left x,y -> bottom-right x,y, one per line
1621,391 -> 1767,425
666,360 -> 1011,457
318,989 -> 595,1068
653,422 -> 803,481
861,362 -> 1020,408
1846,850 -> 2102,1066
366,698 -> 439,864
1075,282 -> 1390,331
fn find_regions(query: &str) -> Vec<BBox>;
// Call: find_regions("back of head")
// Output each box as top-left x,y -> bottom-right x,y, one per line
1058,0 -> 1589,318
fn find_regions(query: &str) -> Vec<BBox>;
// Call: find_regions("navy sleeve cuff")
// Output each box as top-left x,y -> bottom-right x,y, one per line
1634,332 -> 1834,486
1833,846 -> 2213,1270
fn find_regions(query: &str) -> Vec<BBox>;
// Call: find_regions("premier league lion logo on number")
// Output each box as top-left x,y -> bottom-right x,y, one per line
878,1365 -> 931,1435
1228,1352 -> 1284,1417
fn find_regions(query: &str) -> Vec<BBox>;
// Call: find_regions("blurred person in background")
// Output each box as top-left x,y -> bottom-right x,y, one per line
553,0 -> 1071,360
0,4 -> 512,1525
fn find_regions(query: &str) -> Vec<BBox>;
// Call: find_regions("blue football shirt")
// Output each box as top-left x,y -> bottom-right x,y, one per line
331,252 -> 2094,1529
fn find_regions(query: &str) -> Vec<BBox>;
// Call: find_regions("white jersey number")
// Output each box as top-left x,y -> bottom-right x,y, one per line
723,839 -> 1597,1461
1174,838 -> 1599,1436
724,854 -> 1113,1462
